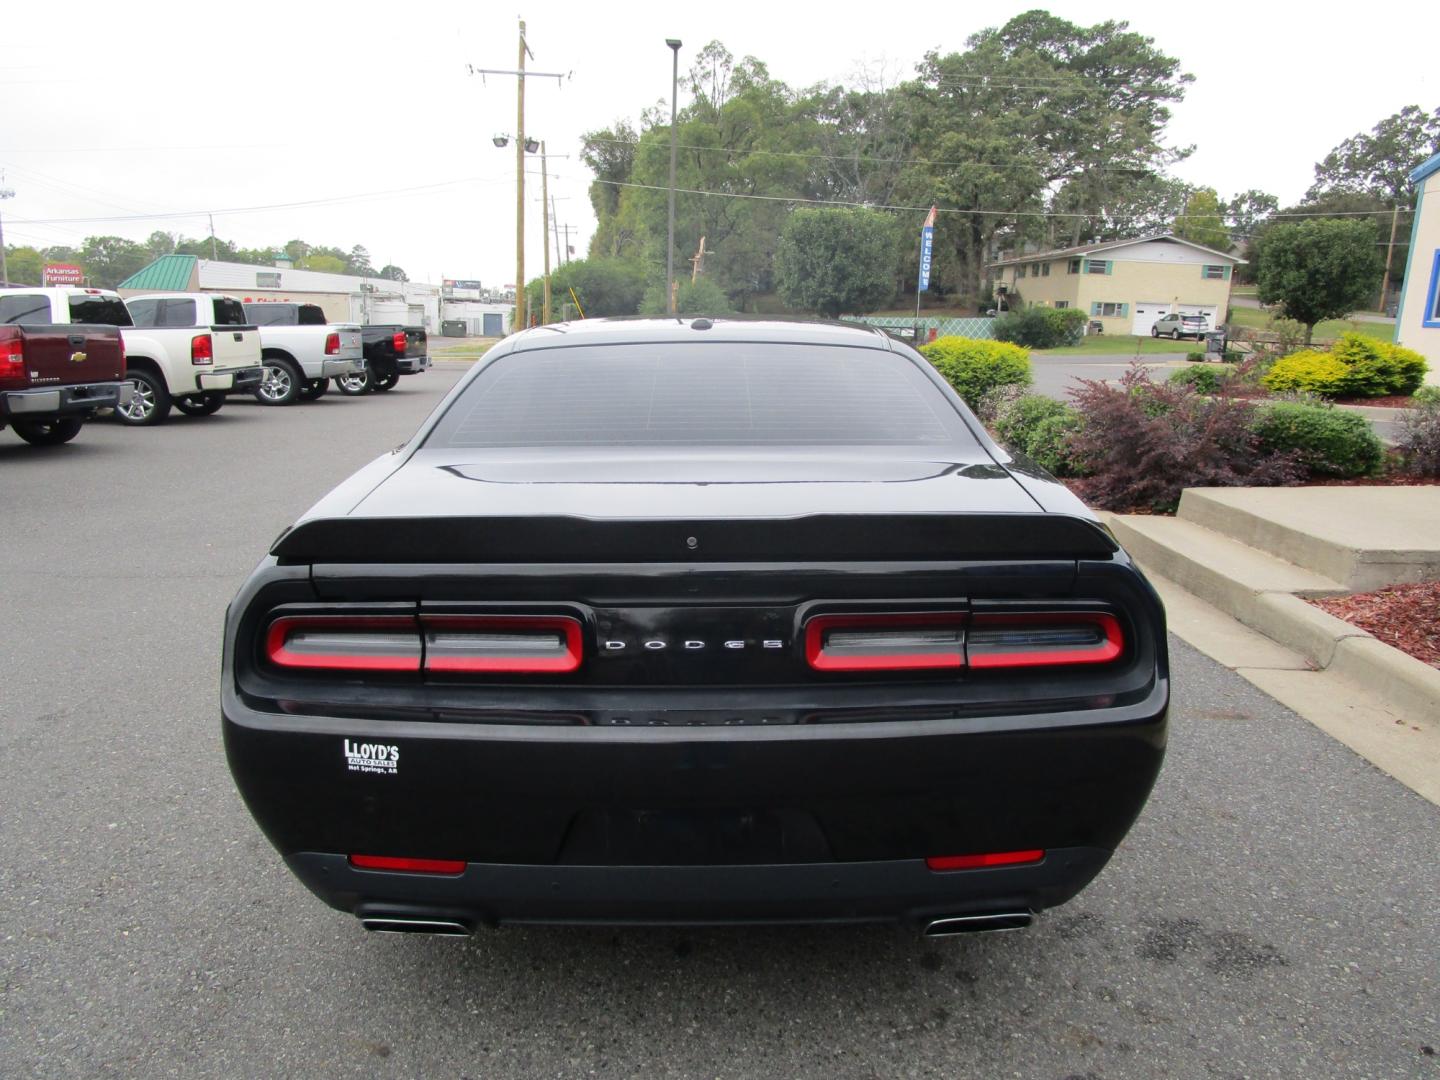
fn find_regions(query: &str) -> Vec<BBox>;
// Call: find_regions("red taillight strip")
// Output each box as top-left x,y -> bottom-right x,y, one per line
805,612 -> 966,672
966,612 -> 1123,669
925,850 -> 1045,871
265,615 -> 421,672
349,854 -> 466,875
421,615 -> 583,673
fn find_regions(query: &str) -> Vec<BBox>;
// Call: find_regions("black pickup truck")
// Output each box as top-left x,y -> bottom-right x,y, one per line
0,289 -> 128,446
337,326 -> 430,395
222,317 -> 1169,938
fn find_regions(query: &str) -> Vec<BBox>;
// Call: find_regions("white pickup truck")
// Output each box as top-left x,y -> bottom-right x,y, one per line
117,293 -> 263,424
240,302 -> 365,405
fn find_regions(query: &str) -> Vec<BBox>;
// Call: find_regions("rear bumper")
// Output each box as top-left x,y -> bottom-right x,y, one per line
397,354 -> 430,375
1,380 -> 123,419
319,358 -> 365,379
199,365 -> 263,392
223,682 -> 1167,926
287,847 -> 1112,929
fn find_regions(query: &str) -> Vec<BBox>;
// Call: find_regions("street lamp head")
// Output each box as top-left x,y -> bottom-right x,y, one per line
524,137 -> 540,154
492,134 -> 510,148
666,38 -> 682,51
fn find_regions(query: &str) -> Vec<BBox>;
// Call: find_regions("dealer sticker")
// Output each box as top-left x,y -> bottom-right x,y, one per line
343,738 -> 399,776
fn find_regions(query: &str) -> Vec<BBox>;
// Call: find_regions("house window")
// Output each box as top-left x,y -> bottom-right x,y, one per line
1017,264 -> 1027,279
1425,249 -> 1440,329
1085,259 -> 1111,274
1041,262 -> 1051,277
1090,302 -> 1128,318
1202,265 -> 1229,280
1054,300 -> 1069,309
1068,258 -> 1082,274
256,271 -> 282,288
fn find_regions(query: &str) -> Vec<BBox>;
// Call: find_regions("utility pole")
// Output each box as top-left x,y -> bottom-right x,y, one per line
665,38 -> 682,316
540,141 -> 551,324
1378,201 -> 1402,313
0,181 -> 14,284
690,235 -> 707,283
552,195 -> 563,269
208,213 -> 218,260
516,19 -> 528,327
559,222 -> 576,265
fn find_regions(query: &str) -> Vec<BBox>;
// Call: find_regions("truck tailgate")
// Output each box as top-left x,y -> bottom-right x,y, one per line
210,326 -> 261,368
5,323 -> 124,385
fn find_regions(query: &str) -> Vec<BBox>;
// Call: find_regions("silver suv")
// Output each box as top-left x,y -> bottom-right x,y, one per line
1151,313 -> 1209,339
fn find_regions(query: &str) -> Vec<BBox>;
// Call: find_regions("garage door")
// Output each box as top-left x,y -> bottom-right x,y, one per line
1177,304 -> 1219,322
1131,303 -> 1171,336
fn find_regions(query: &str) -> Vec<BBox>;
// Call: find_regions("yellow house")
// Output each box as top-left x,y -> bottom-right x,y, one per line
987,233 -> 1241,336
1395,152 -> 1440,387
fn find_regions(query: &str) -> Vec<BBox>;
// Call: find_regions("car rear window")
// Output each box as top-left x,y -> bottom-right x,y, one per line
0,294 -> 52,324
297,305 -> 327,326
212,298 -> 248,325
244,304 -> 295,326
68,295 -> 133,326
424,343 -> 976,449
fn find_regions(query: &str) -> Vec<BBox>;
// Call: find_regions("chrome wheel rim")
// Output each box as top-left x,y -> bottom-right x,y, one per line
257,364 -> 293,402
118,378 -> 153,422
337,373 -> 368,393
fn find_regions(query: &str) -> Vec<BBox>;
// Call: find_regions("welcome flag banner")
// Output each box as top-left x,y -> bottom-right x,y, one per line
917,206 -> 937,293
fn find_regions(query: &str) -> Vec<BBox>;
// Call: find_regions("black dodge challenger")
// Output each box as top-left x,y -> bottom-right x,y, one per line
222,318 -> 1168,936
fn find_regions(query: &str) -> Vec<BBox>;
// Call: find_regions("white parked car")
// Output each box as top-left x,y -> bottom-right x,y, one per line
119,293 -> 264,424
1150,312 -> 1210,340
241,302 -> 365,405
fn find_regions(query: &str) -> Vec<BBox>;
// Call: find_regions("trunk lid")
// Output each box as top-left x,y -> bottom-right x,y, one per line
0,324 -> 124,389
209,326 -> 262,369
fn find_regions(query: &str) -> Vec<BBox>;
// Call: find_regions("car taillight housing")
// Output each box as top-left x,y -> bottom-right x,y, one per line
191,333 -> 213,365
0,337 -> 25,390
324,332 -> 340,355
392,331 -> 406,352
804,610 -> 1123,673
263,613 -> 584,675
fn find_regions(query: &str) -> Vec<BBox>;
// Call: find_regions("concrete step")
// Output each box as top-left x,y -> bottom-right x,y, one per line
1106,515 -> 1350,660
1177,487 -> 1440,591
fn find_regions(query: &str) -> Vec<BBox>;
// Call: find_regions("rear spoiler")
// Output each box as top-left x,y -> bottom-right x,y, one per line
271,513 -> 1118,564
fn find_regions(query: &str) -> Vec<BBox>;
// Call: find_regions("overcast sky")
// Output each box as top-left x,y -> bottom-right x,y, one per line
2,0 -> 1433,288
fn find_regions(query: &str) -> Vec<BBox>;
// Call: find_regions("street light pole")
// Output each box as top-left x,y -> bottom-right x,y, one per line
665,38 -> 682,317
0,184 -> 14,284
540,141 -> 551,324
516,19 -> 528,329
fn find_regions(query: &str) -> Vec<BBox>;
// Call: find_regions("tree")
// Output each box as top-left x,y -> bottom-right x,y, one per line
3,246 -> 43,285
1256,219 -> 1383,344
774,207 -> 897,317
525,257 -> 648,319
299,253 -> 347,274
346,245 -> 374,277
79,235 -> 148,288
638,276 -> 735,315
1224,189 -> 1278,238
379,264 -> 408,282
1173,187 -> 1229,250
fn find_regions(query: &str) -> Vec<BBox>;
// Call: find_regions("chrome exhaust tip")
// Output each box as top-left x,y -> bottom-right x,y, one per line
360,916 -> 472,936
923,911 -> 1033,936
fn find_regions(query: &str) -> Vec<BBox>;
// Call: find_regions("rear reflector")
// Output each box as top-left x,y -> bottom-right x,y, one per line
967,612 -> 1122,668
349,855 -> 466,875
265,615 -> 421,672
422,615 -> 582,673
805,612 -> 966,672
926,850 -> 1045,871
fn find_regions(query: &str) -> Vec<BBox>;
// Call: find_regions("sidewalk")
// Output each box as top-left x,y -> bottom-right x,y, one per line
1101,487 -> 1440,805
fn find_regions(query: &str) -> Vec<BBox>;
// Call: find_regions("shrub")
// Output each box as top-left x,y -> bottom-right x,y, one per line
1253,401 -> 1384,477
1168,365 -> 1229,394
1397,402 -> 1440,477
1066,363 -> 1303,512
1262,350 -> 1351,396
992,307 -> 1086,349
988,393 -> 1084,475
1222,349 -> 1243,363
1186,350 -> 1205,362
920,336 -> 1031,405
1328,334 -> 1427,396
992,393 -> 1068,448
1414,385 -> 1440,406
1026,410 -> 1084,476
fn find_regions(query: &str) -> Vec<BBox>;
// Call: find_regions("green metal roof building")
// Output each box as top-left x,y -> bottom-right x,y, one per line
117,254 -> 200,293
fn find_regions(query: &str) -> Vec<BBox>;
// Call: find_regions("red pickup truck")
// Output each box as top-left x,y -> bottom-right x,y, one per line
0,289 -> 129,446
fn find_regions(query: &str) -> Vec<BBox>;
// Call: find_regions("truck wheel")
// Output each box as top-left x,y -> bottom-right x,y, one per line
334,368 -> 372,396
116,369 -> 171,426
371,372 -> 400,392
256,357 -> 302,406
298,378 -> 329,401
13,417 -> 84,446
175,392 -> 225,417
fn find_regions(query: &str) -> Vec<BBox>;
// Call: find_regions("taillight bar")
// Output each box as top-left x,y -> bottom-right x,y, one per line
803,610 -> 1123,672
422,615 -> 582,673
806,612 -> 966,672
926,849 -> 1045,871
191,333 -> 213,365
263,613 -> 583,674
0,337 -> 25,390
391,330 -> 406,352
265,615 -> 421,672
324,332 -> 341,355
967,612 -> 1123,669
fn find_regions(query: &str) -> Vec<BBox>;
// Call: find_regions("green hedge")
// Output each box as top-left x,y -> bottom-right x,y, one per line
1262,334 -> 1428,398
919,336 -> 1032,405
990,392 -> 1082,475
991,307 -> 1087,349
1168,365 -> 1230,394
1252,401 -> 1383,477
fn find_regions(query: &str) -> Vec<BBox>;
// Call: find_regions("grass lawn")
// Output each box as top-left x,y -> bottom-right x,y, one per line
428,339 -> 497,360
1033,335 -> 1199,357
1225,306 -> 1393,343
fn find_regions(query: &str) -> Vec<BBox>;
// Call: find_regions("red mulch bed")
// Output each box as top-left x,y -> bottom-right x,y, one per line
1330,394 -> 1418,408
1310,581 -> 1440,669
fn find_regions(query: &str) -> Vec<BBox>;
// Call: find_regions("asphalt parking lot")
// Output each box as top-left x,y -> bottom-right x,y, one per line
2,364 -> 1437,1079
